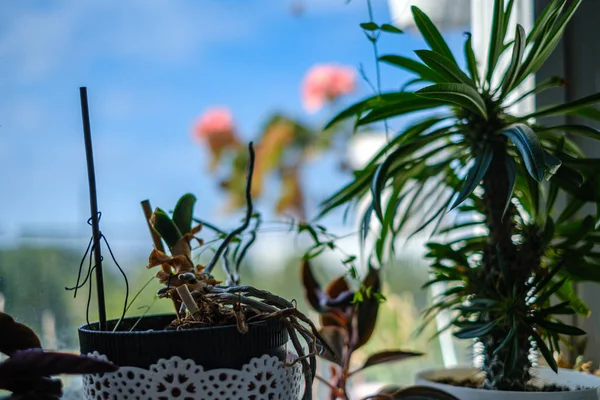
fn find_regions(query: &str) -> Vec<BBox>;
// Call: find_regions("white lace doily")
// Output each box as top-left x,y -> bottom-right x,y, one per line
83,352 -> 304,400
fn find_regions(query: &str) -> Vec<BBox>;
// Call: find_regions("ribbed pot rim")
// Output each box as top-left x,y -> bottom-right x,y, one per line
78,313 -> 280,335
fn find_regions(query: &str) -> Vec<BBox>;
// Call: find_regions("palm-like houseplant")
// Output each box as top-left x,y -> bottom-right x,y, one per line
321,0 -> 600,392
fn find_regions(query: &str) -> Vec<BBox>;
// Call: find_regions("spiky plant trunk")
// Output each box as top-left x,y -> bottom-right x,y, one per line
479,142 -> 533,391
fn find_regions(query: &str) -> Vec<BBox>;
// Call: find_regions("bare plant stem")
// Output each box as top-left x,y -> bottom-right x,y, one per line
204,142 -> 255,277
141,200 -> 165,253
366,0 -> 389,139
176,285 -> 201,320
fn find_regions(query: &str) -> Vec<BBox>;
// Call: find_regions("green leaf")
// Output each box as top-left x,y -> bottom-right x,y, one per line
538,301 -> 576,316
502,156 -> 517,220
517,0 -> 582,86
543,151 -> 562,179
415,50 -> 474,87
502,0 -> 516,39
411,6 -> 457,65
416,83 -> 487,119
500,124 -> 546,182
538,124 -> 600,141
534,319 -> 586,336
360,22 -> 379,31
401,78 -> 426,91
493,320 -> 516,356
528,0 -> 566,44
454,321 -> 498,339
568,106 -> 600,123
514,2 -> 565,87
324,92 -> 403,130
357,97 -> 444,126
380,23 -> 403,34
508,76 -> 566,108
501,24 -> 526,96
556,198 -> 585,224
530,328 -> 558,373
319,119 -> 450,218
549,165 -> 584,194
486,0 -> 508,83
528,262 -> 564,300
505,329 -> 520,374
408,188 -> 456,240
371,160 -> 392,223
463,33 -> 480,87
556,281 -> 590,317
172,193 -> 196,235
450,145 -> 493,210
534,277 -> 568,306
529,93 -> 600,119
542,217 -> 555,245
325,92 -> 443,130
360,203 -> 373,245
379,55 -> 444,83
152,208 -> 183,249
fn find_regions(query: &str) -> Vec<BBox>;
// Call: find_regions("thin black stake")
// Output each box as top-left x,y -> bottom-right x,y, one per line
79,87 -> 107,331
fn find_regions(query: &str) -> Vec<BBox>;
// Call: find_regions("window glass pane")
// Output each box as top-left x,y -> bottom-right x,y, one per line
1,1 -> 489,397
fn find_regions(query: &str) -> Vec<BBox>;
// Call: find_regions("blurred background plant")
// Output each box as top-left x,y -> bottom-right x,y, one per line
192,63 -> 357,219
301,259 -> 423,399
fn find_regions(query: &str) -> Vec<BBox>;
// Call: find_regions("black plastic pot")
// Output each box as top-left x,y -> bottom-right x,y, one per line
78,314 -> 288,369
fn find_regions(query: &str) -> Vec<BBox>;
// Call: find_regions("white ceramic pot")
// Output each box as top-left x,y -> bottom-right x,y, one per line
416,367 -> 600,400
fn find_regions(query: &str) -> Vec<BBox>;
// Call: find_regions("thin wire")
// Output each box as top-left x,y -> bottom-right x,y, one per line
102,234 -> 130,332
191,218 -> 227,235
65,236 -> 94,295
85,254 -> 95,329
66,212 -> 130,331
66,213 -> 103,295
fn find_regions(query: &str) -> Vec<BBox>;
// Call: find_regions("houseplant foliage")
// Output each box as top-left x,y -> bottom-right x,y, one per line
321,0 -> 600,392
302,260 -> 422,399
0,311 -> 116,399
302,260 -> 460,400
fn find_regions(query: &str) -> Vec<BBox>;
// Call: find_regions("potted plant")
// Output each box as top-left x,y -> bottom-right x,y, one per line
77,143 -> 327,400
320,0 -> 600,398
0,311 -> 116,400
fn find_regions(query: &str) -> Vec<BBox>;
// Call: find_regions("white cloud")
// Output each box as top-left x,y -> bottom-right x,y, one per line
0,0 -> 258,84
294,0 -> 365,14
0,95 -> 50,134
0,4 -> 76,83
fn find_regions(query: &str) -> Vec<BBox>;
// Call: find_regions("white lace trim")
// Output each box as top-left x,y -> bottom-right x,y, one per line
83,352 -> 304,399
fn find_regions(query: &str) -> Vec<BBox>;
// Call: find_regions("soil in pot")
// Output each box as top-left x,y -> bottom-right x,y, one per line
435,377 -> 588,392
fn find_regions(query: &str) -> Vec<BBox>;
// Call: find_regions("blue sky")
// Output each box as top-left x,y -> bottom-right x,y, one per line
0,0 -> 464,252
